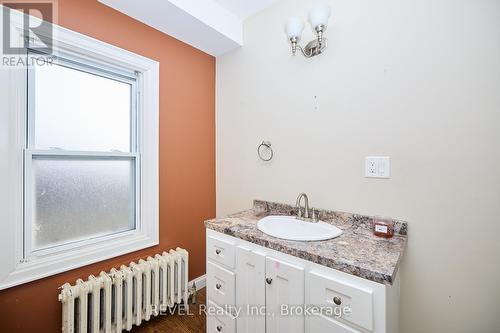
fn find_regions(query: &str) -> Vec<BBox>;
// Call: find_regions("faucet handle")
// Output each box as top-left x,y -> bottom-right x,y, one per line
312,208 -> 318,222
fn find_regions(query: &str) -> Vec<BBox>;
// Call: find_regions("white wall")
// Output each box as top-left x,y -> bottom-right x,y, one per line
216,0 -> 500,332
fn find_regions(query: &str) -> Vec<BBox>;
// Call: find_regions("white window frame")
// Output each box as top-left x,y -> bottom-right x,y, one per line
0,7 -> 159,289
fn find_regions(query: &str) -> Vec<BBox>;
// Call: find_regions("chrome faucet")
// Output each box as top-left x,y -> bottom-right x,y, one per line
296,193 -> 318,222
296,193 -> 310,218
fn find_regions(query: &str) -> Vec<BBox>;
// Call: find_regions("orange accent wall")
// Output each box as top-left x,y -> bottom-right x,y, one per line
0,0 -> 215,331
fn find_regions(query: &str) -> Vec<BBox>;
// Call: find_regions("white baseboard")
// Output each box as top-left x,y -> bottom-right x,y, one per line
189,274 -> 206,290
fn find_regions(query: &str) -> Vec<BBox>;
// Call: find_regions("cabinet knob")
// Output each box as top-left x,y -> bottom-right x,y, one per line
215,249 -> 222,255
216,325 -> 223,332
266,278 -> 272,285
215,283 -> 222,290
333,296 -> 342,305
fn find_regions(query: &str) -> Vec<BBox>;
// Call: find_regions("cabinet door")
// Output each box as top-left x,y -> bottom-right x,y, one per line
236,246 -> 266,333
265,257 -> 305,333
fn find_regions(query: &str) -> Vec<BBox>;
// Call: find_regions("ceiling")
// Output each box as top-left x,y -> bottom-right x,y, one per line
98,0 -> 277,56
213,0 -> 277,20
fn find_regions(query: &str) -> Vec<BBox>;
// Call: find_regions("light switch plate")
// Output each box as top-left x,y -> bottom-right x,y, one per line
365,156 -> 390,178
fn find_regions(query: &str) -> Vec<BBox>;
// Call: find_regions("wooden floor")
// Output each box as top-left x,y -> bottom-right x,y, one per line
131,288 -> 206,333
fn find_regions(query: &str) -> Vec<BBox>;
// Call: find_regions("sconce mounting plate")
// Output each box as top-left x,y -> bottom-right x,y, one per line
301,38 -> 328,58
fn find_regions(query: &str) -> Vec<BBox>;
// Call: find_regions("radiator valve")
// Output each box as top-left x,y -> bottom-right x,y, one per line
188,282 -> 197,304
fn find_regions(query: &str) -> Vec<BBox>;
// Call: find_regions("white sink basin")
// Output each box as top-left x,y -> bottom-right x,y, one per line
257,215 -> 342,241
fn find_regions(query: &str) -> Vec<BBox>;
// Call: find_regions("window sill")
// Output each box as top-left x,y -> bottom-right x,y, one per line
1,232 -> 158,290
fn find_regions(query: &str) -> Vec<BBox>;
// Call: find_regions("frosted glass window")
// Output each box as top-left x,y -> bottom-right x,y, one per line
31,158 -> 136,251
25,52 -> 140,257
32,62 -> 133,152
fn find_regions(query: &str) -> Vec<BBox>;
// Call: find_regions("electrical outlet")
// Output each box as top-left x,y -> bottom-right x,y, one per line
313,95 -> 319,111
365,156 -> 390,178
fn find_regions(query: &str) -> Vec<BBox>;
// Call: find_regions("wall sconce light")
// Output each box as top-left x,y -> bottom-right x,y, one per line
285,4 -> 332,58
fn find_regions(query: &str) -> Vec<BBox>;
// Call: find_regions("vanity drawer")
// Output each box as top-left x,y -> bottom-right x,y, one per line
207,261 -> 236,308
306,315 -> 361,333
307,271 -> 374,331
207,235 -> 235,269
207,301 -> 236,333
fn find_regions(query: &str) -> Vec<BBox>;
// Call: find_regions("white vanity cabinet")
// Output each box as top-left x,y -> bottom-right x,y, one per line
206,229 -> 400,333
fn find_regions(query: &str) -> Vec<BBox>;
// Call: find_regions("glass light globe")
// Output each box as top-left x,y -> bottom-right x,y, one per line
308,4 -> 332,29
285,17 -> 304,40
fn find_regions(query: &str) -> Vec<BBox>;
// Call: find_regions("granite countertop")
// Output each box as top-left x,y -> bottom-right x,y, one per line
205,200 -> 408,285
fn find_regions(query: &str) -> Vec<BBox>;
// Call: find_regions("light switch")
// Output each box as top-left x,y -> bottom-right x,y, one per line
365,156 -> 390,178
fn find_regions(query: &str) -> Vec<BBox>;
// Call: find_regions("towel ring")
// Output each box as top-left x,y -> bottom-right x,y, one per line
258,141 -> 273,161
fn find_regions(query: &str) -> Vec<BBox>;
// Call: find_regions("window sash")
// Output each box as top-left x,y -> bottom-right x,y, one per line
24,150 -> 141,258
26,49 -> 139,153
